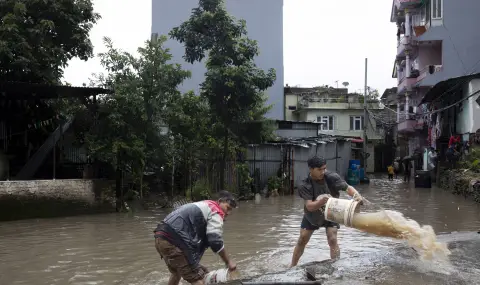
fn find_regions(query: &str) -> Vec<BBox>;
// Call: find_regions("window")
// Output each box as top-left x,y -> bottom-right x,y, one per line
317,116 -> 334,131
350,116 -> 364,131
431,0 -> 442,19
278,121 -> 293,129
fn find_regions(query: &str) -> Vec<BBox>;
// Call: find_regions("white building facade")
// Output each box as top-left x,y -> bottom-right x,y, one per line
151,0 -> 284,119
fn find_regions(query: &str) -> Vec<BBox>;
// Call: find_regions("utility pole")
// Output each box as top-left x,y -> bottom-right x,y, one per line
363,58 -> 368,172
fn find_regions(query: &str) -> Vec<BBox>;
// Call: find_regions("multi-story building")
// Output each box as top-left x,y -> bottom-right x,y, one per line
390,0 -> 480,154
151,0 -> 284,120
381,87 -> 408,159
284,86 -> 384,172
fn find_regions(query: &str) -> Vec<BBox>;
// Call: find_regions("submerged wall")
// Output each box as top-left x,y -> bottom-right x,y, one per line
0,179 -> 116,221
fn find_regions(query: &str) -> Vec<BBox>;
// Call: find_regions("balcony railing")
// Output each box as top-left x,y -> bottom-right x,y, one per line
397,119 -> 417,133
398,75 -> 417,93
416,65 -> 443,83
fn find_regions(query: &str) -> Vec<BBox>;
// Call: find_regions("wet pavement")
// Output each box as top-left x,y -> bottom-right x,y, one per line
1,177 -> 480,284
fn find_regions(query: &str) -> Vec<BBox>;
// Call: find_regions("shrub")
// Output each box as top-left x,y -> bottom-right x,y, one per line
187,178 -> 211,201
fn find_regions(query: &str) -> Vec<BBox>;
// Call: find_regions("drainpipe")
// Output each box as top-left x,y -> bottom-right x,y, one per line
335,140 -> 339,173
291,147 -> 294,193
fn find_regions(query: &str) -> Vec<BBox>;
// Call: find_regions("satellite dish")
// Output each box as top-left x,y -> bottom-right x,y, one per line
342,82 -> 349,87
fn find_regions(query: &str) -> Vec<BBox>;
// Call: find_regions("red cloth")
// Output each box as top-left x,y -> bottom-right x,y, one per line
448,135 -> 461,147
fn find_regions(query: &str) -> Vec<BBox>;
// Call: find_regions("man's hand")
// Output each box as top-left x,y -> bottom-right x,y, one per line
352,192 -> 364,205
227,260 -> 237,271
199,264 -> 209,273
316,194 -> 332,207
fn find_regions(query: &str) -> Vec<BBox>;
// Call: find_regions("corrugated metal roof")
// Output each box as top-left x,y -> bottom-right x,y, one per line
0,81 -> 113,99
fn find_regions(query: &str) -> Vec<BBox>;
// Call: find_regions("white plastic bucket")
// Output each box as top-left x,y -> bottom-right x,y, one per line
203,268 -> 231,284
324,198 -> 361,227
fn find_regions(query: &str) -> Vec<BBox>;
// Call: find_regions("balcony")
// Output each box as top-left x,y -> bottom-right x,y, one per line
397,75 -> 417,94
297,98 -> 383,110
416,65 -> 443,87
397,119 -> 417,134
396,0 -> 423,9
397,36 -> 410,58
411,13 -> 429,37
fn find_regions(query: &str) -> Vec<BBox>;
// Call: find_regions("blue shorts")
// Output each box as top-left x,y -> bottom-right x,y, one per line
301,216 -> 340,231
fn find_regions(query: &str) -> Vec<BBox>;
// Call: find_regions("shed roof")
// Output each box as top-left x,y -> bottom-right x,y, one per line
0,81 -> 113,99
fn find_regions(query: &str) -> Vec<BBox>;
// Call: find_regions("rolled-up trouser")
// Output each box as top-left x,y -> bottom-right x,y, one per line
155,238 -> 208,283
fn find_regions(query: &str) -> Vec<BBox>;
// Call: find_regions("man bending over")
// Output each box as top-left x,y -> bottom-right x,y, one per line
154,191 -> 237,284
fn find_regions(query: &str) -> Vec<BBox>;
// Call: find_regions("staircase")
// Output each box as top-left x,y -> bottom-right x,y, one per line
15,118 -> 73,180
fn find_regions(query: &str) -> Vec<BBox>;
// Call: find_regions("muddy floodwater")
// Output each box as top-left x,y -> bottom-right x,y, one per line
1,177 -> 480,284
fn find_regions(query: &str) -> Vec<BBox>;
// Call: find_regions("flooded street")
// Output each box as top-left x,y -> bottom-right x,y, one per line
1,178 -> 480,284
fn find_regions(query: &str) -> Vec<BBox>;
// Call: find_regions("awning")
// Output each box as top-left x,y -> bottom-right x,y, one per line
351,138 -> 364,143
419,73 -> 480,105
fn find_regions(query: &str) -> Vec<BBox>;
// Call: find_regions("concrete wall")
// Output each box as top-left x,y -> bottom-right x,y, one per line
0,179 -> 115,221
417,0 -> 480,85
416,44 -> 442,68
152,0 -> 284,120
297,109 -> 383,140
275,128 -> 318,139
457,79 -> 480,134
285,94 -> 299,121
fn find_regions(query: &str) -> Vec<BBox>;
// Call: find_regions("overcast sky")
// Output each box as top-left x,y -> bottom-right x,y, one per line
63,0 -> 397,94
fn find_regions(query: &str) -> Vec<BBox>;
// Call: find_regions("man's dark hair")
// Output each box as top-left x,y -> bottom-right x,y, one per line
307,156 -> 326,169
216,190 -> 237,208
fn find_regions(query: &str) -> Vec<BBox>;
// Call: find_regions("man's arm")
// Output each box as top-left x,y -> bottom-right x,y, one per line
346,185 -> 361,199
206,212 -> 231,265
298,181 -> 328,211
326,172 -> 362,201
305,196 -> 330,211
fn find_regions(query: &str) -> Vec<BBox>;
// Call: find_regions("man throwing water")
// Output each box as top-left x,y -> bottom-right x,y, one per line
290,156 -> 364,267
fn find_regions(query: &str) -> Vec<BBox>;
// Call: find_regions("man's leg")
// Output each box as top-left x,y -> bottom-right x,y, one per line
326,226 -> 340,260
155,238 -> 182,285
156,238 -> 206,284
290,228 -> 314,267
291,217 -> 317,267
168,273 -> 181,285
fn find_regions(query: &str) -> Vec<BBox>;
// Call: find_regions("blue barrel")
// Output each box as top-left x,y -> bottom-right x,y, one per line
349,160 -> 360,170
347,176 -> 359,186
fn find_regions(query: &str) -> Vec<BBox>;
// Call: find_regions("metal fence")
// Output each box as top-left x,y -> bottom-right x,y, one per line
180,139 -> 352,197
246,140 -> 352,192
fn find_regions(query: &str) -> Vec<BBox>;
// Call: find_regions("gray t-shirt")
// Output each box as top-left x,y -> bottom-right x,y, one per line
298,171 -> 348,226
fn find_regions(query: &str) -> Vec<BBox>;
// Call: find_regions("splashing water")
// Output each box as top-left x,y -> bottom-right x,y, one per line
351,210 -> 451,261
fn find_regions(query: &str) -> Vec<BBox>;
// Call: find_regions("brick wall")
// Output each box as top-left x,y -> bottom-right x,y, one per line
0,179 -> 115,221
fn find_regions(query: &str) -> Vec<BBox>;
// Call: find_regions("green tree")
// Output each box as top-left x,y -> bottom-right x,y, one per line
170,0 -> 276,188
0,0 -> 100,83
85,36 -> 190,198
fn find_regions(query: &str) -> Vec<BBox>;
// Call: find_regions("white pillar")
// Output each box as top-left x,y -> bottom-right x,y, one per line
405,92 -> 410,120
396,63 -> 400,84
405,9 -> 411,37
406,52 -> 411,78
397,103 -> 400,123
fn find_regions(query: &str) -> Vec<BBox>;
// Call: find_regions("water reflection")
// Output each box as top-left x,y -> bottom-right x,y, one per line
0,178 -> 479,284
